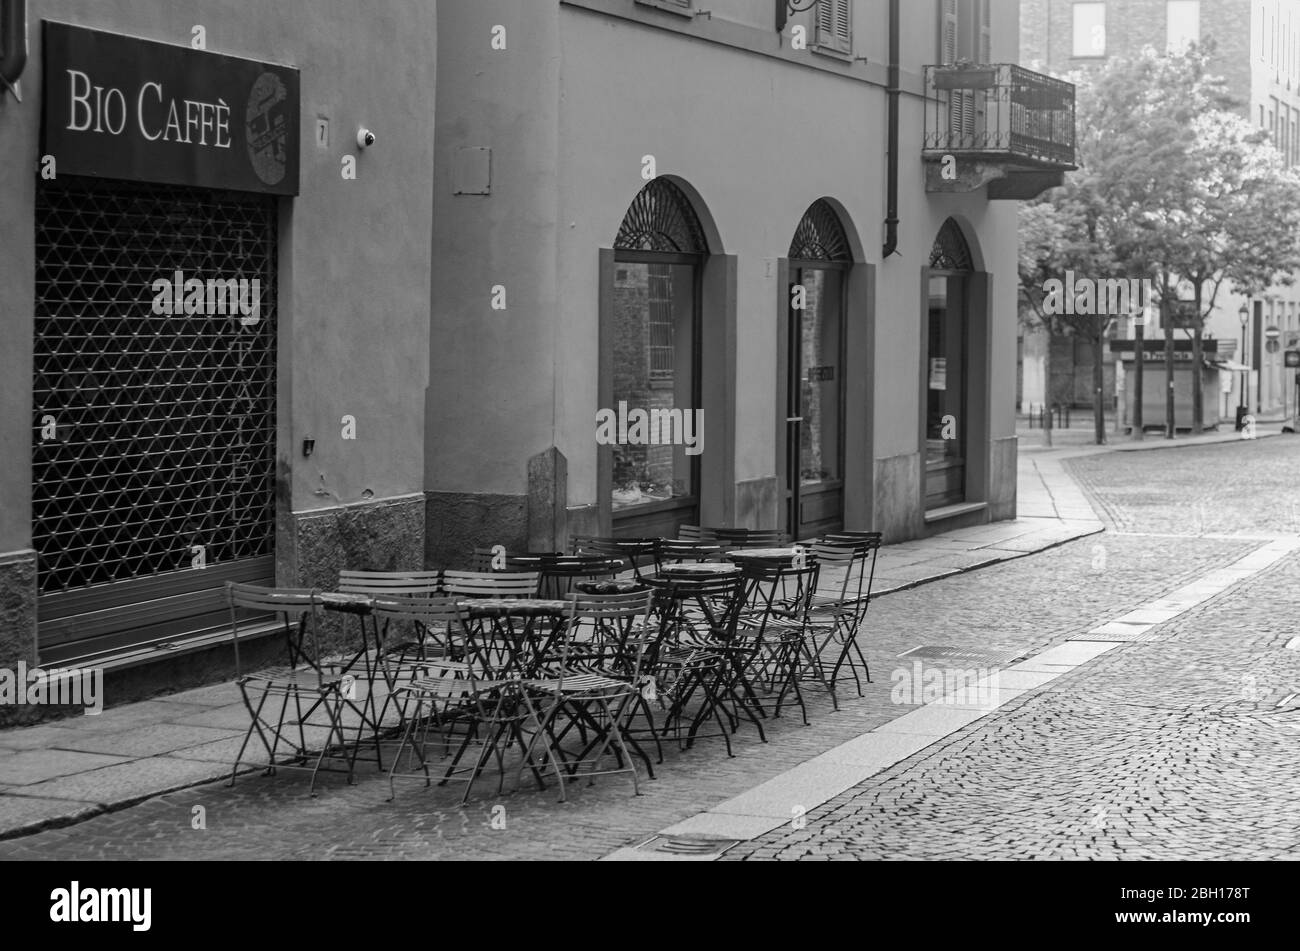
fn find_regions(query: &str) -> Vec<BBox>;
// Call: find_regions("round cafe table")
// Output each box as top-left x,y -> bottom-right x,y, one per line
457,599 -> 571,679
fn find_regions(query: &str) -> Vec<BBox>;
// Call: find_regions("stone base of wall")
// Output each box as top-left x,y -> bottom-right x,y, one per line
0,551 -> 37,671
426,492 -> 527,570
294,495 -> 426,649
874,452 -> 923,544
735,477 -> 779,529
989,435 -> 1019,523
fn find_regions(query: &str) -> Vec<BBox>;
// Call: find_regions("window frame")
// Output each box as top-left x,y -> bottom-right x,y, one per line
1072,1 -> 1108,59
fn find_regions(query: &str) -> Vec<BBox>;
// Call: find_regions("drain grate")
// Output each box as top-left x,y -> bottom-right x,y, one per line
899,645 -> 1022,666
635,835 -> 741,858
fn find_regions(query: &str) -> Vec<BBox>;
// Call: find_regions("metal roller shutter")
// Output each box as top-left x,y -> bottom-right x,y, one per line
33,177 -> 278,665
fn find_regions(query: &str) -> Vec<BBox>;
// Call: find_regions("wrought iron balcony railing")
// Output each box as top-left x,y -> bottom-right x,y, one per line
924,64 -> 1076,169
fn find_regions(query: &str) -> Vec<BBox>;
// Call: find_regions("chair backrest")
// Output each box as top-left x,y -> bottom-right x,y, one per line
225,582 -> 322,677
654,539 -> 722,572
442,570 -> 542,599
338,569 -> 443,598
677,525 -> 709,541
551,590 -> 657,687
370,595 -> 468,674
817,533 -> 881,601
470,547 -> 507,572
808,544 -> 868,606
738,561 -> 821,632
716,528 -> 791,549
655,573 -> 746,645
570,536 -> 655,576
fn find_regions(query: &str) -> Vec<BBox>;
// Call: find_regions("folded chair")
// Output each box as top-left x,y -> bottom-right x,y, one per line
523,590 -> 660,800
811,533 -> 882,697
226,583 -> 361,796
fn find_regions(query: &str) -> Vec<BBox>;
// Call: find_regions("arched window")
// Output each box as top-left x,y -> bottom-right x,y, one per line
607,180 -> 707,536
789,199 -> 852,263
926,218 -> 974,508
615,178 -> 708,254
930,218 -> 974,272
786,200 -> 853,539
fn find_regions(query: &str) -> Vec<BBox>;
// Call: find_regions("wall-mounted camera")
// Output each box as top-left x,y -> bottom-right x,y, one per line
356,128 -> 376,149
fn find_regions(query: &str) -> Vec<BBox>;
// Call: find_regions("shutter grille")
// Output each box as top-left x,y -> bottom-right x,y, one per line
33,177 -> 277,656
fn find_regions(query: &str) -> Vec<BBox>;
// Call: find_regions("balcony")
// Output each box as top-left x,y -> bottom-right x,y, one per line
923,64 -> 1077,200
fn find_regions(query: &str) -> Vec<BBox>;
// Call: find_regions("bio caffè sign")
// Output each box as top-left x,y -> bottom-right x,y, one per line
43,22 -> 300,195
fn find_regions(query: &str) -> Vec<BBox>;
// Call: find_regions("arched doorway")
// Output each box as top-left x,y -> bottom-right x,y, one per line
606,179 -> 709,539
786,200 -> 852,540
925,219 -> 975,509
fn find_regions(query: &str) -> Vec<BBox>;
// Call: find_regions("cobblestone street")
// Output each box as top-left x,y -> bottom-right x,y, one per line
2,438 -> 1297,861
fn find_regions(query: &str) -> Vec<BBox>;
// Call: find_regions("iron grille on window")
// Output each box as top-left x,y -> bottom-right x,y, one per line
33,178 -> 278,596
648,264 -> 676,381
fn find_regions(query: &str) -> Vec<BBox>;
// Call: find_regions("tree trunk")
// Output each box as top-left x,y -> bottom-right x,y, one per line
1164,299 -> 1176,439
1191,283 -> 1204,435
1043,324 -> 1054,448
1133,318 -> 1145,440
1093,328 -> 1106,445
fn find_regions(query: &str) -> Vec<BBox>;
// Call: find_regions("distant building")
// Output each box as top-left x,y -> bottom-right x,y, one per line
1020,0 -> 1300,419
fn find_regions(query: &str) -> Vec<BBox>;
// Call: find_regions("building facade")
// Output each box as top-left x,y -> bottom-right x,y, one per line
428,0 -> 1074,568
1020,0 -> 1300,420
0,0 -> 437,695
0,0 -> 1075,701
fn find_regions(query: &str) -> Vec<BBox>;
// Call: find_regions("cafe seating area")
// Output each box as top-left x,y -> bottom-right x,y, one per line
223,529 -> 882,803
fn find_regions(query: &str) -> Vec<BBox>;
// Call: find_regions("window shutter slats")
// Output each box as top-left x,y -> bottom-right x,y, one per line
816,0 -> 852,55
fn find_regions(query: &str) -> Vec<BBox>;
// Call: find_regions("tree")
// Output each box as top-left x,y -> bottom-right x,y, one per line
1042,43 -> 1300,436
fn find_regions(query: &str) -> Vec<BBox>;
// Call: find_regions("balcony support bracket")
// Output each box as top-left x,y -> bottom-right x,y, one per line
923,157 -> 1008,194
987,170 -> 1067,201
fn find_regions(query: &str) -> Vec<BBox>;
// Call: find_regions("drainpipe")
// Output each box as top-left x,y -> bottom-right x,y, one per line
0,0 -> 28,102
882,0 -> 900,259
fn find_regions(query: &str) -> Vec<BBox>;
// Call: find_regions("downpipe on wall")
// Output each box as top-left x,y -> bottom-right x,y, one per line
0,0 -> 28,102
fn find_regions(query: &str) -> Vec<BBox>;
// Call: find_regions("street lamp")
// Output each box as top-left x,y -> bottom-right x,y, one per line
1238,304 -> 1250,430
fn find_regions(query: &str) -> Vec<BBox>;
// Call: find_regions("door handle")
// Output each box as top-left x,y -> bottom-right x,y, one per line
787,417 -> 804,424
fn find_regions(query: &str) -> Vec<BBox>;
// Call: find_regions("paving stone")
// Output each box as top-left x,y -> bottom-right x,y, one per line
1,749 -> 131,786
0,793 -> 100,837
49,724 -> 241,758
12,757 -> 229,807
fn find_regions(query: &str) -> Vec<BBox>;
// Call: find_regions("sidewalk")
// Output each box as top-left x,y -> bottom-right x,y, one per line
0,439 -> 1145,842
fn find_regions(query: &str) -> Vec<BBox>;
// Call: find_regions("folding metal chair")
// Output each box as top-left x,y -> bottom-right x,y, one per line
810,533 -> 881,697
523,590 -> 660,800
570,535 -> 656,580
443,570 -> 542,600
337,569 -> 445,725
226,583 -> 359,796
638,573 -> 747,757
715,528 -> 791,549
726,561 -> 823,731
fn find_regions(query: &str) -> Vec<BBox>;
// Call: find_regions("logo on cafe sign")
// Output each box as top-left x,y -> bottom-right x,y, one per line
245,72 -> 290,187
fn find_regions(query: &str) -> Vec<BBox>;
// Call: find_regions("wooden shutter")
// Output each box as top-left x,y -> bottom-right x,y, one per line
942,0 -> 973,142
816,0 -> 853,55
941,0 -> 959,64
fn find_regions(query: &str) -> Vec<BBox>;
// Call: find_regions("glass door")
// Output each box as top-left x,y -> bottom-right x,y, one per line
925,274 -> 967,509
787,266 -> 845,541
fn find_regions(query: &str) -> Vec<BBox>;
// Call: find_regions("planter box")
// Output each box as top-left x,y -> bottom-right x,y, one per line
933,67 -> 998,90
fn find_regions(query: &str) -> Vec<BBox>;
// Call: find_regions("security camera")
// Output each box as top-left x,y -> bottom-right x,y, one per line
356,128 -> 376,149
